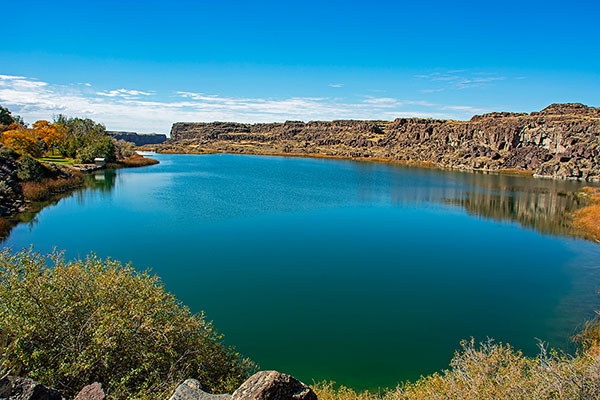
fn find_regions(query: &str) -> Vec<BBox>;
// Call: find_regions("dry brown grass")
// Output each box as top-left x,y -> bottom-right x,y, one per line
21,176 -> 84,202
0,217 -> 11,239
497,168 -> 536,175
574,187 -> 600,241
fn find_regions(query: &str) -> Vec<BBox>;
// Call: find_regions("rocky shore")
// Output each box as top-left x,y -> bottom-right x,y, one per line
156,103 -> 600,182
0,371 -> 316,400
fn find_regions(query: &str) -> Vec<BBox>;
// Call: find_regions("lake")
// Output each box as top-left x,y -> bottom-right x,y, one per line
3,153 -> 600,389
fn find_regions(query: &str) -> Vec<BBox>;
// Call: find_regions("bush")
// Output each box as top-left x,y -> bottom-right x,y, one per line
313,339 -> 600,400
16,156 -> 46,182
0,249 -> 254,399
115,140 -> 136,160
0,145 -> 18,162
76,136 -> 116,163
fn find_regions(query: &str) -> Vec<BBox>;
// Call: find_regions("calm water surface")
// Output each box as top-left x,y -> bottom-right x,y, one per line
4,153 -> 600,389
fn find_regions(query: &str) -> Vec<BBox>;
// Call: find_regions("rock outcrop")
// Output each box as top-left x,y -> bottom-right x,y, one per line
169,379 -> 232,400
0,148 -> 25,216
74,383 -> 105,400
231,371 -> 316,400
0,376 -> 64,400
168,371 -> 316,400
107,131 -> 167,146
162,103 -> 600,182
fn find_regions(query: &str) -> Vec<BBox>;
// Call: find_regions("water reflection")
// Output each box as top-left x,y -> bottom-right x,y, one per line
3,169 -> 118,241
444,173 -> 587,238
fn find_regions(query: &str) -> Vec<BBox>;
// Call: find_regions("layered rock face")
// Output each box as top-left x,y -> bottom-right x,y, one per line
165,103 -> 600,181
107,131 -> 167,146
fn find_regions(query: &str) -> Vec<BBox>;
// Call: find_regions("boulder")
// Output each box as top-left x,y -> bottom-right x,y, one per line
169,379 -> 231,400
231,371 -> 316,400
0,376 -> 64,400
74,383 -> 105,400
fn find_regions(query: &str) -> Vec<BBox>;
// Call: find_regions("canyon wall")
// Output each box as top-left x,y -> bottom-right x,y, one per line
108,131 -> 167,146
164,103 -> 600,181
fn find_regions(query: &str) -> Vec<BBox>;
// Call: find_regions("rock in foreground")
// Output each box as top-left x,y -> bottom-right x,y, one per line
169,379 -> 232,400
0,376 -> 64,400
232,371 -> 317,400
74,382 -> 105,400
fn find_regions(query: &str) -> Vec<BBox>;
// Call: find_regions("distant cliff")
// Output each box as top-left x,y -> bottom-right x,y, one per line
163,103 -> 600,182
108,131 -> 167,146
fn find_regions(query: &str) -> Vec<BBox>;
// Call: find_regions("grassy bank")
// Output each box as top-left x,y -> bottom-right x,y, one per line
574,187 -> 600,242
21,174 -> 84,202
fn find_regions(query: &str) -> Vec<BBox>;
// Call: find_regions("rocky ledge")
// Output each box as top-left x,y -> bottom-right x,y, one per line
160,103 -> 600,182
0,371 -> 316,400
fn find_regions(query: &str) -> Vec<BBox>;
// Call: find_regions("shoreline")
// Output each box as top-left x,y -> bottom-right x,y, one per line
144,146 -> 540,178
0,154 -> 159,240
143,148 -> 600,242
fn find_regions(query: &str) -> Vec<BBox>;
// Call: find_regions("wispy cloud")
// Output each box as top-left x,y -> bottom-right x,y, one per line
0,74 -> 492,133
328,83 -> 344,88
96,88 -> 154,98
416,70 -> 506,90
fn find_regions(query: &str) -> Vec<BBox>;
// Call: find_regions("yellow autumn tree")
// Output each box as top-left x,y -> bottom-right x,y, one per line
32,120 -> 67,154
0,124 -> 42,157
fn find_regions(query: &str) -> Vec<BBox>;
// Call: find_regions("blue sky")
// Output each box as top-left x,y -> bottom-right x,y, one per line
1,0 -> 598,133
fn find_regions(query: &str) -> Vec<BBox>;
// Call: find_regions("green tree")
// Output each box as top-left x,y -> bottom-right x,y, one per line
0,106 -> 24,130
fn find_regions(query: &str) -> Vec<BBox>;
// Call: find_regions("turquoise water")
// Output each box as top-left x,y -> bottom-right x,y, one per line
4,153 -> 600,389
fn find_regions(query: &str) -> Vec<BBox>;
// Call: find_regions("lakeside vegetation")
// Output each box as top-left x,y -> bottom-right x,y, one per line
574,187 -> 600,242
0,105 -> 158,239
0,248 -> 254,399
0,248 -> 599,399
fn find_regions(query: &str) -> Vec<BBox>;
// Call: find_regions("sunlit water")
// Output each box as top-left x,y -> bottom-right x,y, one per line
4,153 -> 600,389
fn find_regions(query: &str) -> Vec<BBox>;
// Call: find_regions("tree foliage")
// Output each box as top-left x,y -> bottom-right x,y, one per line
0,248 -> 254,399
0,106 -> 24,130
54,115 -> 116,162
0,124 -> 43,157
32,120 -> 67,153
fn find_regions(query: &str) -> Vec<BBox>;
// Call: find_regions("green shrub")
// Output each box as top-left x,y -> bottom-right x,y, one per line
16,156 -> 46,182
115,140 -> 136,160
0,248 -> 254,399
0,145 -> 18,162
313,339 -> 600,400
76,136 -> 116,163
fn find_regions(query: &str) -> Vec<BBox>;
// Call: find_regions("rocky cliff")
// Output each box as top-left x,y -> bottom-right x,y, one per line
108,131 -> 167,146
163,103 -> 600,181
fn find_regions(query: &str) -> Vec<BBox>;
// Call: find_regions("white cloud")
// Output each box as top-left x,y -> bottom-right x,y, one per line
96,88 -> 154,97
416,71 -> 506,90
0,74 -> 492,133
328,83 -> 344,88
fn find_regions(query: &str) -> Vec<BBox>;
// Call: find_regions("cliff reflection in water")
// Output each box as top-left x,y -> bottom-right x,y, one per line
357,165 -> 590,239
446,173 -> 587,238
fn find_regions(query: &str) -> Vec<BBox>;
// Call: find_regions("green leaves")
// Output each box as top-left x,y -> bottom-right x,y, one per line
0,248 -> 254,399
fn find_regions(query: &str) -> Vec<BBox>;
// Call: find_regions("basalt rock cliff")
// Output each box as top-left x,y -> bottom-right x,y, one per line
162,103 -> 600,181
108,131 -> 167,146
